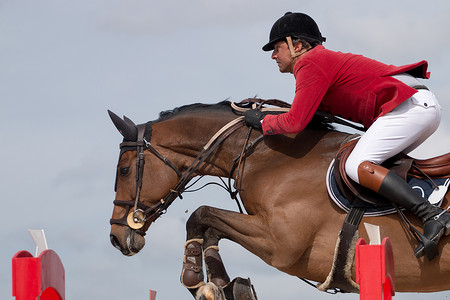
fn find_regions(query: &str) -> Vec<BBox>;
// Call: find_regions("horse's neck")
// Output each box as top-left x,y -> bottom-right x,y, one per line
154,114 -> 245,177
155,114 -> 349,179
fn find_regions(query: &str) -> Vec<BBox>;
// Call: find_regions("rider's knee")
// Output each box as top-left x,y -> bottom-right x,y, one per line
344,155 -> 361,183
356,161 -> 390,192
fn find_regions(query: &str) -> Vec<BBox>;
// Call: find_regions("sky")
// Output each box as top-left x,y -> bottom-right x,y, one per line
1,0 -> 450,299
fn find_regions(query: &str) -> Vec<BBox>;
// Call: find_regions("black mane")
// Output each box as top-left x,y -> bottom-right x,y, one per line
156,99 -> 334,131
157,100 -> 233,122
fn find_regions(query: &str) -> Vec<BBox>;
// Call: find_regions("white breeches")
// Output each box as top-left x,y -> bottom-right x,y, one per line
345,89 -> 442,183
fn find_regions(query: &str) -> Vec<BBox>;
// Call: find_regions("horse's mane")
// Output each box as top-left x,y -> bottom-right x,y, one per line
156,100 -> 334,131
157,100 -> 233,122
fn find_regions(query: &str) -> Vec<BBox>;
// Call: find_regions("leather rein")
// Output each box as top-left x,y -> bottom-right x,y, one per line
110,117 -> 246,236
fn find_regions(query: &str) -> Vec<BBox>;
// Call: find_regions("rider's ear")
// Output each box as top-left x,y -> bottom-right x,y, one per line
293,41 -> 303,53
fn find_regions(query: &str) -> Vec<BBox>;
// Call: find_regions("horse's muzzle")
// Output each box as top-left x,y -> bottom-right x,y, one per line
110,228 -> 145,256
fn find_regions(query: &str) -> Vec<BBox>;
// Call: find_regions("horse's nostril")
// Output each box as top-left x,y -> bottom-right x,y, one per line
110,234 -> 121,250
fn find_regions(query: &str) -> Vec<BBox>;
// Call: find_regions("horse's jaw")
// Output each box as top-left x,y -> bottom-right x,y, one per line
110,226 -> 146,256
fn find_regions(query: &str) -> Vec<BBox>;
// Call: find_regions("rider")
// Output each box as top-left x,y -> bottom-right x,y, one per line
245,12 -> 449,259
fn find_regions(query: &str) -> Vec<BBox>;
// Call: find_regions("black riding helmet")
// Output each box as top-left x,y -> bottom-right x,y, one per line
262,12 -> 326,51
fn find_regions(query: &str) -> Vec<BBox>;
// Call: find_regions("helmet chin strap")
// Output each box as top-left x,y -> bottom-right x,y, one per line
286,36 -> 308,58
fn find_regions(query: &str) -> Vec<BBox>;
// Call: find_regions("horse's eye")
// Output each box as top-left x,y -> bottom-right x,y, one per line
119,167 -> 130,176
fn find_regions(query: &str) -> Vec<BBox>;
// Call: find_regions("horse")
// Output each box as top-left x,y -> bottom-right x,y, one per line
108,100 -> 450,298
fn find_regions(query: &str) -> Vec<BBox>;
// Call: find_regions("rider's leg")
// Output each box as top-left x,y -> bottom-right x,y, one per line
345,89 -> 447,258
357,161 -> 450,257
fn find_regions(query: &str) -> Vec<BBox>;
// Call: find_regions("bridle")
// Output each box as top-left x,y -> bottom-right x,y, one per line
109,121 -> 181,234
110,117 -> 246,236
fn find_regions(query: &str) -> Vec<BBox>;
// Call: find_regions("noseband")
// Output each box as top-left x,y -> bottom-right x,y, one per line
110,118 -> 246,236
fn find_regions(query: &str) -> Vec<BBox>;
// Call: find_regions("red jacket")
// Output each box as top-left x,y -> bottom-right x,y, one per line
262,45 -> 430,135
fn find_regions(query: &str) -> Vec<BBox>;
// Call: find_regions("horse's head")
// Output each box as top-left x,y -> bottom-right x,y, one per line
108,110 -> 182,256
107,101 -> 270,256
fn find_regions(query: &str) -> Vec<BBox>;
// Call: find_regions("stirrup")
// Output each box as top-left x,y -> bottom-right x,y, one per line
413,231 -> 439,260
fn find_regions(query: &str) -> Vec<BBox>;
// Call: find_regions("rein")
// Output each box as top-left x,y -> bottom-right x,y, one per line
110,117 -> 246,235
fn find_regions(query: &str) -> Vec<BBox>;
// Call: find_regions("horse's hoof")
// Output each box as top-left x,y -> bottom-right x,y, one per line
196,283 -> 226,300
223,277 -> 258,300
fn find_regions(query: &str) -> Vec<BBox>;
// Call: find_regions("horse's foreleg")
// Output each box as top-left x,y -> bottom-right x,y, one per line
185,206 -> 264,300
184,205 -> 272,281
181,238 -> 205,292
188,206 -> 272,258
203,228 -> 231,287
182,213 -> 231,293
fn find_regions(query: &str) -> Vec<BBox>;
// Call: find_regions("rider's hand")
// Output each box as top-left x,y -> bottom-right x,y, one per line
244,109 -> 265,130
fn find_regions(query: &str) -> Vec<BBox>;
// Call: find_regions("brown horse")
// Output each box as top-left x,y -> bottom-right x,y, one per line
108,100 -> 450,298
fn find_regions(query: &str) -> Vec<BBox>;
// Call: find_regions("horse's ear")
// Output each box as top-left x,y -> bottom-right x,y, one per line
123,115 -> 136,127
108,110 -> 137,141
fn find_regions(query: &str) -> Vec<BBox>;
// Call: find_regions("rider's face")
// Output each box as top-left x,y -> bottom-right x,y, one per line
271,41 -> 294,73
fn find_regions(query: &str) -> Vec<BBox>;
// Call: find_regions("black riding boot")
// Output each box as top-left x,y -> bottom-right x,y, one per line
358,161 -> 450,259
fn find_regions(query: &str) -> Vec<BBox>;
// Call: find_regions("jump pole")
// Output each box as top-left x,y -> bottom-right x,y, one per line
12,249 -> 65,300
12,230 -> 65,300
355,237 -> 395,300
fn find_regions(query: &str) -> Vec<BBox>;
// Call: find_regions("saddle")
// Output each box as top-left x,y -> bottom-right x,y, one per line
318,138 -> 450,293
334,138 -> 450,207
